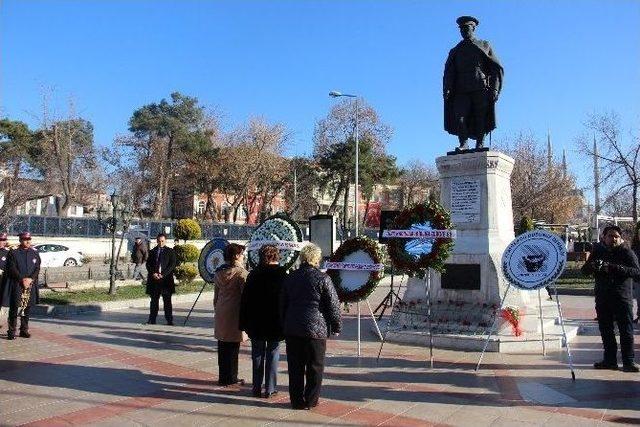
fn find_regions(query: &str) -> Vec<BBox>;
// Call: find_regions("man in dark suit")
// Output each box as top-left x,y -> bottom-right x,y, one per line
4,232 -> 41,340
145,233 -> 176,325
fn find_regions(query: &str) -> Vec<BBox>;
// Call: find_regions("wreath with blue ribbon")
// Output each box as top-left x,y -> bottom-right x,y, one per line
386,200 -> 454,273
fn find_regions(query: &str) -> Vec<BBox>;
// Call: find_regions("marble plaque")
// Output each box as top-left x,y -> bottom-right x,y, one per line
451,178 -> 480,223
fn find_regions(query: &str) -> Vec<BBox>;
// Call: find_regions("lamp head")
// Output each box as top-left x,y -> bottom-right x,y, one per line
329,91 -> 342,97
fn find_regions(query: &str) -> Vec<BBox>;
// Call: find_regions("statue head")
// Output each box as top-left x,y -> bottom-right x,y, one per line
456,16 -> 479,40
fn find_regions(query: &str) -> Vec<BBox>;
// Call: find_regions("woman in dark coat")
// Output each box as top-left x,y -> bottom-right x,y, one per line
239,245 -> 287,398
280,243 -> 341,410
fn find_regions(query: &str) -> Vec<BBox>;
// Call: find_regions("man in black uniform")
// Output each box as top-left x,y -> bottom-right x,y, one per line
582,225 -> 640,372
4,232 -> 40,340
145,233 -> 176,325
0,232 -> 10,329
443,16 -> 503,150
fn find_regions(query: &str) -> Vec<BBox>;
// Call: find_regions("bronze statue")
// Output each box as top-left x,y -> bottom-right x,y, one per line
444,16 -> 503,151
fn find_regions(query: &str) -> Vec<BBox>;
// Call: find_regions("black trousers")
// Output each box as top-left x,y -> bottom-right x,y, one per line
218,340 -> 241,385
595,292 -> 635,365
285,336 -> 326,408
148,293 -> 173,324
8,303 -> 30,334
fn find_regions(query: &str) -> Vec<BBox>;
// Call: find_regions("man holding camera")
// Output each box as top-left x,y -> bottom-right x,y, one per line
582,225 -> 639,372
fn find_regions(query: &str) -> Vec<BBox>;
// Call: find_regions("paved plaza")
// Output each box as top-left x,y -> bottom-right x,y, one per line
0,283 -> 639,426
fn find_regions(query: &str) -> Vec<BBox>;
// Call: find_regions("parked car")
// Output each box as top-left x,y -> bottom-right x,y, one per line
33,244 -> 84,267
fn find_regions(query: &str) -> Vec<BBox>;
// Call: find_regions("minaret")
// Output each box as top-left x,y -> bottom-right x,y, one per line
593,135 -> 601,215
546,130 -> 553,169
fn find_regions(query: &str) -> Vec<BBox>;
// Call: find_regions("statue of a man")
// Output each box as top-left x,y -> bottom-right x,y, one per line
443,16 -> 503,151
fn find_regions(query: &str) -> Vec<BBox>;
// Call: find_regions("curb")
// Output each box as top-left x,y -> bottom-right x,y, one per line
32,291 -> 215,317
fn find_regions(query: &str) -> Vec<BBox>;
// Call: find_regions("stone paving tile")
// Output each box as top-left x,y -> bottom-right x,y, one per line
1,289 -> 639,426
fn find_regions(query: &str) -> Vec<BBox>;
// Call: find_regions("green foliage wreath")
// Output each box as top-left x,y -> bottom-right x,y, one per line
386,200 -> 454,273
327,236 -> 386,303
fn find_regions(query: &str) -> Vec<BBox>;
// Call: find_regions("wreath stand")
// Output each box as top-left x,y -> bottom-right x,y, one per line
374,267 -> 405,321
356,299 -> 384,356
474,281 -> 576,381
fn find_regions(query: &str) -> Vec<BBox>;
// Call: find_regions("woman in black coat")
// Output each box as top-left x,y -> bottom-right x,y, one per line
280,243 -> 341,409
239,245 -> 286,398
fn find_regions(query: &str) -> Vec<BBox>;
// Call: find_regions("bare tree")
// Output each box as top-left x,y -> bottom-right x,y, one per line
217,117 -> 290,223
312,98 -> 394,227
577,111 -> 640,223
397,160 -> 439,207
503,132 -> 584,224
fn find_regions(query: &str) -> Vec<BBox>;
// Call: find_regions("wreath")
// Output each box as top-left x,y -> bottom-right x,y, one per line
327,236 -> 386,303
386,200 -> 454,273
248,213 -> 303,271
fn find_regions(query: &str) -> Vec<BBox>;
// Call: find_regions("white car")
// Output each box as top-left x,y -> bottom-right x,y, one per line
34,244 -> 84,267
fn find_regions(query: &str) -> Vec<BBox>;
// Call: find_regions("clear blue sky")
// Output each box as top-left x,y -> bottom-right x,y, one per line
2,1 -> 639,196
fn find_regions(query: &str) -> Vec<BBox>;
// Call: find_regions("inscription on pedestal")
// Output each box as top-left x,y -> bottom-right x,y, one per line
451,178 -> 480,223
441,263 -> 481,290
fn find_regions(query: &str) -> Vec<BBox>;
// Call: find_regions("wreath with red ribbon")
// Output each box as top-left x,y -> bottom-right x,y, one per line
386,200 -> 454,273
327,236 -> 386,303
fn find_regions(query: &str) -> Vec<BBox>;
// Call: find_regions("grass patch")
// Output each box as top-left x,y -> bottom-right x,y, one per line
40,280 -> 213,305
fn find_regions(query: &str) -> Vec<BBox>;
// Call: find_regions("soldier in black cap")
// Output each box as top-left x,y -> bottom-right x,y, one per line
4,232 -> 41,340
443,16 -> 503,150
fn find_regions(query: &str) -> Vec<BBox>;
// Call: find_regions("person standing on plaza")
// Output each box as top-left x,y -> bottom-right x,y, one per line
582,225 -> 640,372
0,233 -> 11,329
131,236 -> 148,281
213,243 -> 248,386
280,243 -> 341,410
3,232 -> 40,340
239,244 -> 286,398
631,223 -> 640,324
145,233 -> 176,325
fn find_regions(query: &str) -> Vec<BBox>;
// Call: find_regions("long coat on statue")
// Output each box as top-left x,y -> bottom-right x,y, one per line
0,247 -> 10,307
2,247 -> 41,308
443,38 -> 503,141
145,246 -> 176,296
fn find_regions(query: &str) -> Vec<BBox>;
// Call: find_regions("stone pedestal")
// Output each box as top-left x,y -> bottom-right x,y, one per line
382,150 -> 579,352
432,150 -> 532,309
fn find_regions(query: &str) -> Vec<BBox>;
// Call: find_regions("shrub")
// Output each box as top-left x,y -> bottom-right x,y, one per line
81,255 -> 93,264
174,263 -> 198,284
517,216 -> 535,236
174,244 -> 200,264
174,218 -> 202,242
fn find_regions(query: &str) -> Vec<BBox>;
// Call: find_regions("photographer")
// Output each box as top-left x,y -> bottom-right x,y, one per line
582,225 -> 639,372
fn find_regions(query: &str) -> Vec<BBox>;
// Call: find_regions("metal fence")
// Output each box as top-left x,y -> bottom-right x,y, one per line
5,215 -> 380,242
5,215 -> 260,240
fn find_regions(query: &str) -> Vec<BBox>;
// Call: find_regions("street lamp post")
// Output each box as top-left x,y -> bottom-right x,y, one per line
329,91 -> 359,237
97,192 -> 132,295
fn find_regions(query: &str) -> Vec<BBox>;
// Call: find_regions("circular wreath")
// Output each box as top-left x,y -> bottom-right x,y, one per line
198,238 -> 229,283
248,213 -> 303,271
327,236 -> 386,303
387,200 -> 454,273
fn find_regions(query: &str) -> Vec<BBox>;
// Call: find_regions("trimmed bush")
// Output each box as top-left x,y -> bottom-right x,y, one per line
174,218 -> 202,241
517,216 -> 535,236
174,263 -> 198,284
174,244 -> 200,264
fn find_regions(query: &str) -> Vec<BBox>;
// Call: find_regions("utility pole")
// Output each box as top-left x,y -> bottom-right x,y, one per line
593,135 -> 601,215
